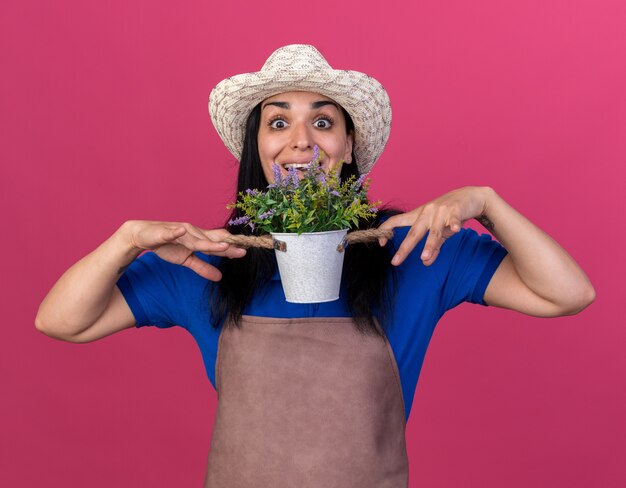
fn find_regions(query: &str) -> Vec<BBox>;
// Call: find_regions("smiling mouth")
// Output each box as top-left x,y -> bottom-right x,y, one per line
283,163 -> 310,170
280,160 -> 326,170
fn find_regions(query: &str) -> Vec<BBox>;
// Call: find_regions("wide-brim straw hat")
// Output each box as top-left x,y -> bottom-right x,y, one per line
208,44 -> 391,175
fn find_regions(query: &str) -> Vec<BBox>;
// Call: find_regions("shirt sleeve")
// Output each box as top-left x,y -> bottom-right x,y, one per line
439,227 -> 508,312
115,251 -> 215,329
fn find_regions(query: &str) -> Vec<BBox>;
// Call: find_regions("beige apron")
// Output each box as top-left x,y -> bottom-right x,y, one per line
204,315 -> 409,487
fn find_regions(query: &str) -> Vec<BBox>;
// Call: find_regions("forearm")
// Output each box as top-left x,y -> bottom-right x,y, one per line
36,222 -> 140,335
477,187 -> 595,310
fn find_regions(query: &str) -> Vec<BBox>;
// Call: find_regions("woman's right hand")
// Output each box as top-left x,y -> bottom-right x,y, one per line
121,220 -> 246,282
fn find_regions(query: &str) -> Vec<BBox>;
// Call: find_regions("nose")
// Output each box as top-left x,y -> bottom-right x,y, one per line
289,121 -> 313,150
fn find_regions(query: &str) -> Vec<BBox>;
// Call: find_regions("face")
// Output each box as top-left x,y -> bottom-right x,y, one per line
257,91 -> 354,183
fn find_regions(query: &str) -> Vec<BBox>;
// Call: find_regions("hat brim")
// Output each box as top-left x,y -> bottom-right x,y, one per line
209,68 -> 391,175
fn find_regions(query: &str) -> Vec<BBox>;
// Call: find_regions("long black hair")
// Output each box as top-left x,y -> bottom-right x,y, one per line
209,102 -> 400,338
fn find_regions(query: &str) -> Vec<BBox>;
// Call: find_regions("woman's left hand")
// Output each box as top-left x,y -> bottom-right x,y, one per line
378,186 -> 492,267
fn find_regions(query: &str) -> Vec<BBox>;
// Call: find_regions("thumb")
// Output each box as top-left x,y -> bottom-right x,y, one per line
377,216 -> 399,247
377,211 -> 418,246
163,225 -> 186,242
378,213 -> 408,232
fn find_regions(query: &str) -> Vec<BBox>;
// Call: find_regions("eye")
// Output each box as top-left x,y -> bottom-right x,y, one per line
268,117 -> 288,129
314,117 -> 333,129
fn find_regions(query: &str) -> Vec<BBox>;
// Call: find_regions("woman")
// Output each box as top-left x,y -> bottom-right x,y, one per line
36,45 -> 595,487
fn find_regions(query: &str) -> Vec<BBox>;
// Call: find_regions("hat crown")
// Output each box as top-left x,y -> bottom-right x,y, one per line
261,44 -> 333,72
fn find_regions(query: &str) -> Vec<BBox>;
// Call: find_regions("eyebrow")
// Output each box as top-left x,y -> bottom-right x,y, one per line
261,100 -> 339,110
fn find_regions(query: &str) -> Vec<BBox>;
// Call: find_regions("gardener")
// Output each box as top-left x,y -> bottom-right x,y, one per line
35,44 -> 595,487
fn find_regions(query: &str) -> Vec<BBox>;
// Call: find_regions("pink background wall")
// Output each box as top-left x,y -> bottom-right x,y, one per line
2,0 -> 624,486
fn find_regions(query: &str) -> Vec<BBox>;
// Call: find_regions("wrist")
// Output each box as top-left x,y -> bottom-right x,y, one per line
113,221 -> 144,257
475,186 -> 497,232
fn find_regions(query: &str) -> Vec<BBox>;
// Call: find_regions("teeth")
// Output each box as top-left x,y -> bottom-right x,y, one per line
284,163 -> 309,169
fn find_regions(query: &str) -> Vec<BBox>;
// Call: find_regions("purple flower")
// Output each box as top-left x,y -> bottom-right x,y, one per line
287,165 -> 300,188
330,190 -> 341,197
316,170 -> 327,186
311,145 -> 320,163
271,163 -> 283,187
369,206 -> 378,213
258,209 -> 275,220
353,174 -> 367,191
305,160 -> 318,177
245,188 -> 260,196
228,215 -> 250,226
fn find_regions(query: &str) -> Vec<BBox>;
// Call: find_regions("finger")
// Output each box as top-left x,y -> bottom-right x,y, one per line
201,228 -> 235,243
377,212 -> 418,232
181,254 -> 223,282
175,233 -> 230,253
378,210 -> 421,248
221,246 -> 247,259
195,228 -> 250,256
160,225 -> 187,242
169,224 -> 228,253
138,224 -> 187,250
420,211 -> 447,266
192,239 -> 231,253
197,244 -> 248,259
180,224 -> 230,249
421,205 -> 463,266
448,216 -> 462,233
391,216 -> 430,266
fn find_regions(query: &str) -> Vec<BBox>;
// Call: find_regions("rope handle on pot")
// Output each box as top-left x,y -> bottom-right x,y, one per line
221,228 -> 394,253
